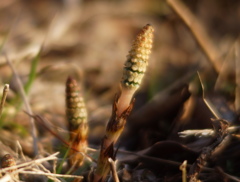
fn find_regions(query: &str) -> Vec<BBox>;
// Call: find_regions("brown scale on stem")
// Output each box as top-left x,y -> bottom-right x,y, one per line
93,24 -> 154,182
66,76 -> 88,167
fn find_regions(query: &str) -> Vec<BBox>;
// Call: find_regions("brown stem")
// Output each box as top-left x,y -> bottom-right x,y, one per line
93,96 -> 134,182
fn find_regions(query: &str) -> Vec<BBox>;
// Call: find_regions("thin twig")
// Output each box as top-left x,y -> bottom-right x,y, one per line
167,0 -> 222,73
53,159 -> 57,175
0,84 -> 9,119
16,140 -> 27,161
108,158 -> 119,182
27,113 -> 96,163
37,163 -> 52,174
5,54 -> 38,156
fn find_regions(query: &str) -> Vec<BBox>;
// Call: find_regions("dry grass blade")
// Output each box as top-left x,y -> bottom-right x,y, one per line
16,140 -> 26,162
0,84 -> 9,119
0,152 -> 83,181
167,0 -> 222,73
0,152 -> 59,174
29,114 -> 70,148
18,171 -> 83,180
5,54 -> 38,156
198,72 -> 221,119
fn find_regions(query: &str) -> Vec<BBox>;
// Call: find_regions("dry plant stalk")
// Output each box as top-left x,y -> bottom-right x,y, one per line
5,54 -> 38,156
66,76 -> 88,167
0,154 -> 19,181
93,24 -> 154,182
167,0 -> 222,73
188,119 -> 229,182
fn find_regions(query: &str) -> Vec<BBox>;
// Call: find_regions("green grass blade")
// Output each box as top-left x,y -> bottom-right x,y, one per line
24,49 -> 41,94
56,146 -> 70,174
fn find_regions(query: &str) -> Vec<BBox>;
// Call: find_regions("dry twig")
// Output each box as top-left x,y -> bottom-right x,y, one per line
5,54 -> 38,156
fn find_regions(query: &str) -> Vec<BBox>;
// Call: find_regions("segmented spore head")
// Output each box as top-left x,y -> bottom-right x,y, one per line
121,24 -> 154,89
66,76 -> 88,132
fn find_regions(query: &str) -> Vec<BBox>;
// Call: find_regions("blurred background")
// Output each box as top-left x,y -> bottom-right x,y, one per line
0,0 -> 240,178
